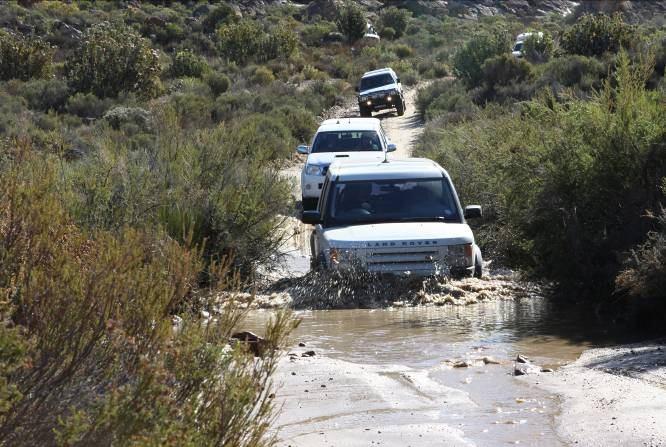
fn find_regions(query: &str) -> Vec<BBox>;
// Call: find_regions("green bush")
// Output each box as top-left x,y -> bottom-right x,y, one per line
257,23 -> 298,62
542,54 -> 607,94
523,32 -> 554,63
379,7 -> 410,39
0,152 -> 297,446
202,3 -> 239,34
65,92 -> 112,118
66,22 -> 161,99
335,0 -> 366,46
169,49 -> 209,78
381,27 -> 396,40
251,66 -> 275,85
18,78 -> 70,112
416,79 -> 476,122
453,31 -> 511,88
301,21 -> 337,47
481,54 -> 534,92
217,20 -> 260,64
103,106 -> 152,131
204,71 -> 231,96
417,53 -> 666,296
616,209 -> 666,307
393,44 -> 413,59
302,64 -> 328,81
168,92 -> 214,128
562,13 -> 634,57
0,30 -> 52,81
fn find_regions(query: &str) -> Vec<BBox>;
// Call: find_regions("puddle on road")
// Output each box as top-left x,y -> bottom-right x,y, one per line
244,298 -> 631,446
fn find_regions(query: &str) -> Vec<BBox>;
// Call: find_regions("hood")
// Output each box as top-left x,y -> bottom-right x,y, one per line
322,222 -> 473,249
306,151 -> 384,166
359,84 -> 399,96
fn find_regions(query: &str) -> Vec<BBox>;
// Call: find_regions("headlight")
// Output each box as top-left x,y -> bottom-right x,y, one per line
305,164 -> 323,176
445,244 -> 473,265
329,248 -> 339,264
387,95 -> 392,102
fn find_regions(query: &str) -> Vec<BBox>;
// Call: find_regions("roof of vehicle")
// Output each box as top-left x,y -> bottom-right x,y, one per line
328,158 -> 449,181
516,31 -> 543,42
361,67 -> 395,78
317,117 -> 382,133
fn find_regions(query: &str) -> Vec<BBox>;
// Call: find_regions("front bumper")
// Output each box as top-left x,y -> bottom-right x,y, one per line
301,173 -> 325,199
326,245 -> 473,277
358,93 -> 400,111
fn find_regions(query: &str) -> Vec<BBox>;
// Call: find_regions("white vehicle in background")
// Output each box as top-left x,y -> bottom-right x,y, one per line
301,158 -> 484,278
512,31 -> 544,58
360,22 -> 380,46
296,118 -> 396,210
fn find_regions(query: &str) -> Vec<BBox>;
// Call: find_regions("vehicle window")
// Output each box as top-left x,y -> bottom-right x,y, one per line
311,131 -> 383,153
325,178 -> 461,226
359,74 -> 394,91
513,42 -> 523,51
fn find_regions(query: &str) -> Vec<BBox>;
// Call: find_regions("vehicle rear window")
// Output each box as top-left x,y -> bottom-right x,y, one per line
311,131 -> 382,153
360,73 -> 394,91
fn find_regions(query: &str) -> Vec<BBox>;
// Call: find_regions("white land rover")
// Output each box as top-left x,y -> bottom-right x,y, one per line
301,158 -> 484,277
296,118 -> 396,210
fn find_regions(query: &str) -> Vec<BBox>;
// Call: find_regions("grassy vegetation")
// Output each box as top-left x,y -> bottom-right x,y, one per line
414,11 -> 666,323
1,0 -> 665,442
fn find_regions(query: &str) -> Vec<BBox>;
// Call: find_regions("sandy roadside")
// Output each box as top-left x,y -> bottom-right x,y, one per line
523,341 -> 666,446
272,354 -> 475,446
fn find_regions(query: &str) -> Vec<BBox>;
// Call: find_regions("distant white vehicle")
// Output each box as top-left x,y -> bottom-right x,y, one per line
301,158 -> 484,278
360,22 -> 380,46
296,118 -> 396,210
512,31 -> 544,58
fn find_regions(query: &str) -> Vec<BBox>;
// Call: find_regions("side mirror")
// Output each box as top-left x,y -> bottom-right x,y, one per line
354,86 -> 359,92
296,144 -> 309,155
396,77 -> 400,83
386,143 -> 397,152
464,205 -> 482,219
301,210 -> 321,225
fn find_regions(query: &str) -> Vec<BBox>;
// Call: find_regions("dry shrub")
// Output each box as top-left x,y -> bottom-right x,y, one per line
0,146 -> 298,446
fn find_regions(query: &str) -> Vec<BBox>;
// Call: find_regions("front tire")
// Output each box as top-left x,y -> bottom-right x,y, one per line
309,233 -> 326,271
359,106 -> 372,117
302,197 -> 318,211
473,247 -> 483,278
395,99 -> 405,116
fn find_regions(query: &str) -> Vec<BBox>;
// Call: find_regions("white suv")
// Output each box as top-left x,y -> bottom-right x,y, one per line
296,118 -> 396,210
301,158 -> 483,278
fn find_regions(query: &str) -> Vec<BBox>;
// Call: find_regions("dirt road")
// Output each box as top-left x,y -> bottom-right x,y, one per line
376,86 -> 423,159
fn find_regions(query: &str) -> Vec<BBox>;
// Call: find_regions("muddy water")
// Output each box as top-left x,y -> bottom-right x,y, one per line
244,298 -> 627,446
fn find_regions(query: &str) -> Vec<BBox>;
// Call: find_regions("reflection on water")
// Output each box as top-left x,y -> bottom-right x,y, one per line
246,297 -> 627,367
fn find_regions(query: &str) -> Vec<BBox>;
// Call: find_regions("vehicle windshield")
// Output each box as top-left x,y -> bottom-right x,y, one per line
359,73 -> 394,91
311,131 -> 382,153
324,178 -> 461,226
513,42 -> 524,51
